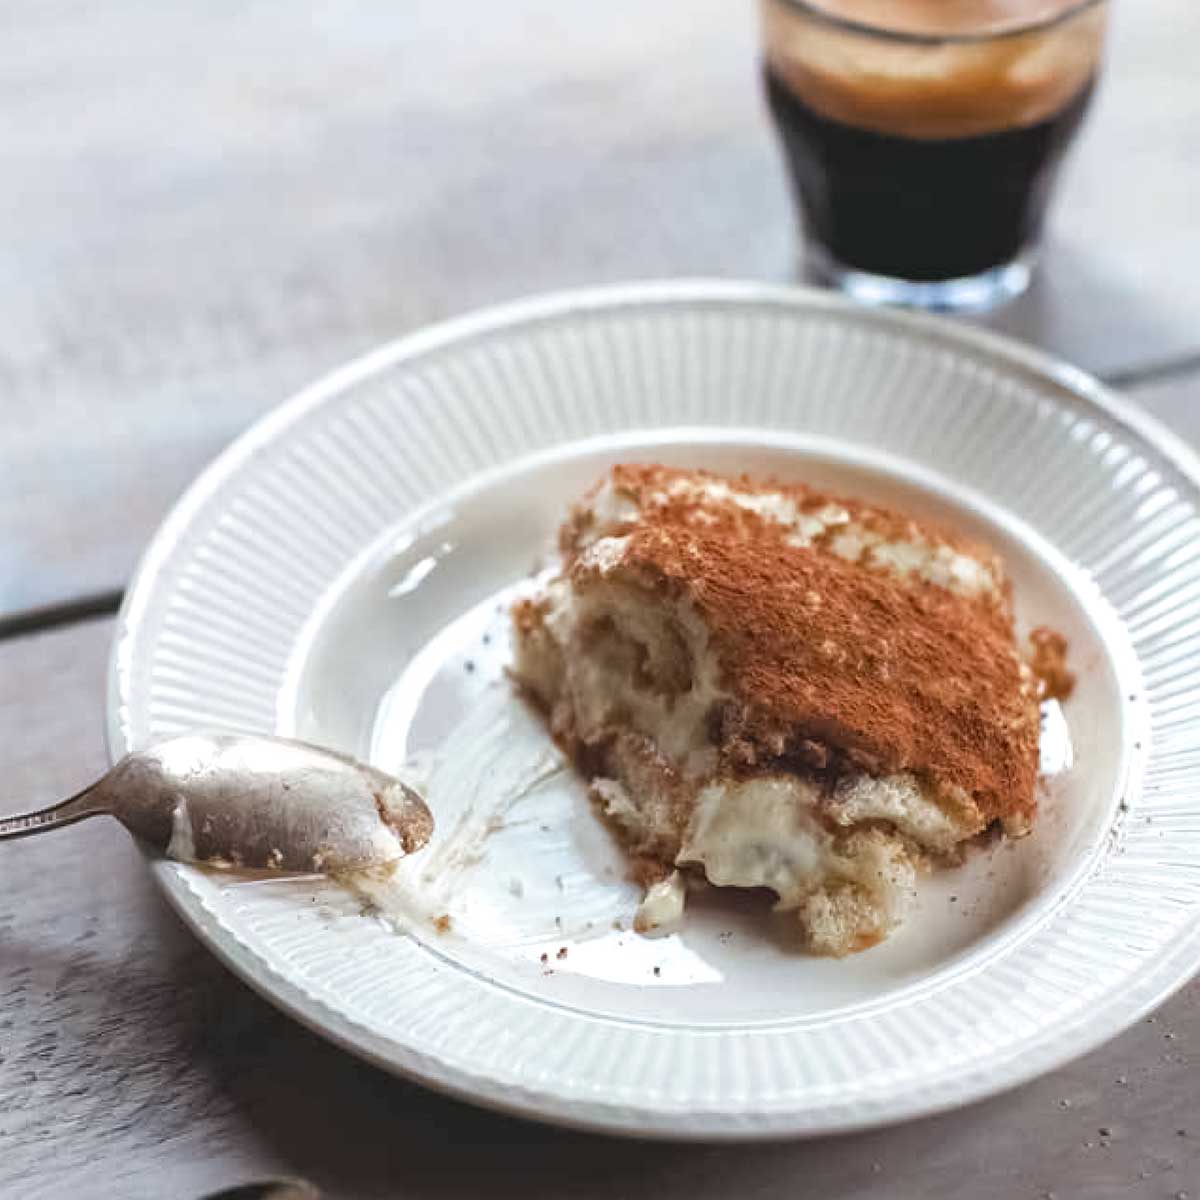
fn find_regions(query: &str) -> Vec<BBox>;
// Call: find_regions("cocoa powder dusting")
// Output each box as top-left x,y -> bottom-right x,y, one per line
567,465 -> 1042,826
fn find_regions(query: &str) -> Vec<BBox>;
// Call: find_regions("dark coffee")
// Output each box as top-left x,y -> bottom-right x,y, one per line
765,67 -> 1096,282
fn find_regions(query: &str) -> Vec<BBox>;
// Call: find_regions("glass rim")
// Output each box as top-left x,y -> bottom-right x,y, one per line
769,0 -> 1105,45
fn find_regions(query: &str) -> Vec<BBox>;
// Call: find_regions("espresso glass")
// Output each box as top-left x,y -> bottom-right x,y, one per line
760,0 -> 1109,311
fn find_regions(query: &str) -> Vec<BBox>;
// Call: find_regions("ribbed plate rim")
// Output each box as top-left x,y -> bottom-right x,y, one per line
106,279 -> 1200,1140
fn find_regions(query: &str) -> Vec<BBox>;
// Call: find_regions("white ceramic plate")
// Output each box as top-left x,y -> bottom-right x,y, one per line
109,282 -> 1200,1140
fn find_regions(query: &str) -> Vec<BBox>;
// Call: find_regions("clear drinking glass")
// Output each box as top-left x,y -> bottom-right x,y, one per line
760,0 -> 1110,311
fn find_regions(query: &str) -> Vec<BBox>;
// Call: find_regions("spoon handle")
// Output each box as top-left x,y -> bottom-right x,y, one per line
0,783 -> 108,840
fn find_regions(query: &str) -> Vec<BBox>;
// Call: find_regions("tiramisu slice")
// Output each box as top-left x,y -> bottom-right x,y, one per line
511,465 -> 1045,955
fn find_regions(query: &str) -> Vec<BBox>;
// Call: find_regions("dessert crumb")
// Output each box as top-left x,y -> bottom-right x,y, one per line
433,914 -> 452,934
556,946 -> 568,960
1029,626 -> 1074,701
653,966 -> 661,977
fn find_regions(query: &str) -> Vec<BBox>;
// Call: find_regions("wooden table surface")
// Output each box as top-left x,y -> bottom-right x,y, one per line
2,3 -> 1198,1197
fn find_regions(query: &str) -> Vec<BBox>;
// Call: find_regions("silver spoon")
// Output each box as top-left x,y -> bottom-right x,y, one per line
200,1179 -> 319,1200
0,732 -> 433,873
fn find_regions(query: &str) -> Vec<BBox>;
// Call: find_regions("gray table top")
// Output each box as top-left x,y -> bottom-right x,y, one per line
1,2 -> 1197,1197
